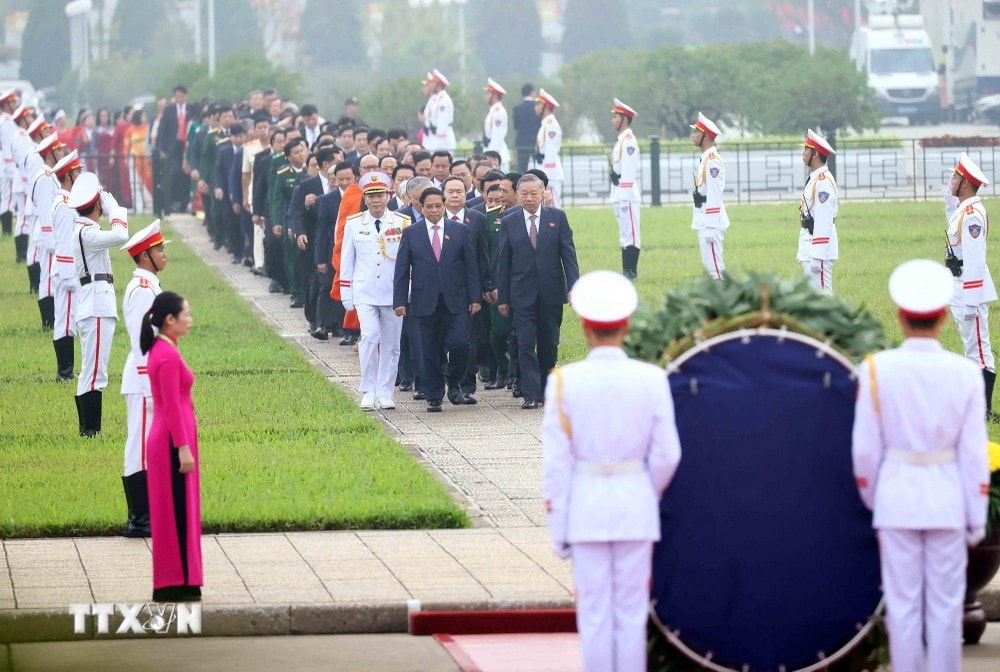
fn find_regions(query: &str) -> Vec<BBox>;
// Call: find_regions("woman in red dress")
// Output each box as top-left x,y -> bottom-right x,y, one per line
111,107 -> 133,209
141,291 -> 202,602
93,108 -> 114,189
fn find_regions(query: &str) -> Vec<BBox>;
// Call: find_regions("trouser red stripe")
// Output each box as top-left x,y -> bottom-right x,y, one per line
977,315 -> 986,367
91,318 -> 101,390
710,241 -> 720,279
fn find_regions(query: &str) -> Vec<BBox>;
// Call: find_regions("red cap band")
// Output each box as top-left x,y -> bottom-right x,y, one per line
582,317 -> 629,331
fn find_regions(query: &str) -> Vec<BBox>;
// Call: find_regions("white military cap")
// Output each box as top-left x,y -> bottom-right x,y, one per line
67,172 -> 101,210
955,152 -> 990,187
121,219 -> 169,256
422,71 -> 433,85
612,98 -> 638,119
35,132 -> 59,157
889,259 -> 954,319
690,112 -> 720,139
803,128 -> 835,157
536,88 -> 560,109
361,171 -> 391,194
485,78 -> 507,96
0,89 -> 17,104
53,149 -> 81,178
26,116 -> 47,137
431,69 -> 450,88
12,105 -> 31,123
570,270 -> 639,330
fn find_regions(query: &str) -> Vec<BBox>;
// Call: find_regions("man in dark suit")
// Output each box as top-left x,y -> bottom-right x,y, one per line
512,83 -> 541,173
214,122 -> 245,264
154,85 -> 190,213
289,146 -> 338,332
393,176 -> 433,395
497,173 -> 580,409
254,128 -> 287,293
389,164 -> 414,212
393,188 -> 482,412
313,160 -> 355,340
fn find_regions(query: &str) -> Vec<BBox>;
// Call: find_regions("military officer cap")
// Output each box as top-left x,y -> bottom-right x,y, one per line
67,172 -> 102,210
53,149 -> 81,178
803,129 -> 836,157
690,112 -> 720,139
26,116 -> 47,138
422,71 -> 434,85
12,105 -> 31,123
955,152 -> 990,187
122,219 -> 170,256
570,270 -> 639,331
889,259 -> 954,319
0,89 -> 16,104
431,69 -> 450,88
536,88 -> 560,109
35,132 -> 59,157
612,98 -> 637,119
485,78 -> 507,97
361,171 -> 391,194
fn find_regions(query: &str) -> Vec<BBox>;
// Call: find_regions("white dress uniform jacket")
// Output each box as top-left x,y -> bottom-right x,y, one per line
0,115 -> 16,212
542,347 -> 681,548
72,212 -> 129,320
531,113 -> 563,182
690,147 -> 729,231
946,195 -> 997,308
425,90 -> 456,153
51,191 -> 77,340
611,128 -> 640,203
484,101 -> 511,169
797,165 -> 838,262
121,269 -> 162,398
339,210 -> 411,308
30,168 -> 58,299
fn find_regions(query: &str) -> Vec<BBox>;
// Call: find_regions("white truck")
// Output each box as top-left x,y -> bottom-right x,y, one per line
850,11 -> 941,124
921,0 -> 980,119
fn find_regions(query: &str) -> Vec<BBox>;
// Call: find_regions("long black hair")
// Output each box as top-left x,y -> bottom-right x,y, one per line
140,291 -> 185,355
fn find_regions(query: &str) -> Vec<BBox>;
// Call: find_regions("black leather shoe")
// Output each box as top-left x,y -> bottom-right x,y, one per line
413,390 -> 426,400
290,298 -> 304,308
339,334 -> 358,346
230,254 -> 241,264
310,327 -> 329,341
448,389 -> 477,405
484,378 -> 503,390
427,399 -> 443,412
521,399 -> 540,410
398,381 -> 413,391
512,385 -> 523,398
268,280 -> 282,293
243,258 -> 254,268
252,267 -> 267,276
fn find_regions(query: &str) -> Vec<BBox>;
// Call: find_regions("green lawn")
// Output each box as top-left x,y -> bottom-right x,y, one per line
0,217 -> 469,537
2,200 -> 998,537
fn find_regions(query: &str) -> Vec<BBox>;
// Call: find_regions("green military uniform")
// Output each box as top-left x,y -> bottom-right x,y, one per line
271,162 -> 305,302
486,205 -> 512,385
197,126 -> 224,247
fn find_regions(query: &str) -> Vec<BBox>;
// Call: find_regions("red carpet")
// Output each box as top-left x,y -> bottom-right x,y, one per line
434,633 -> 582,672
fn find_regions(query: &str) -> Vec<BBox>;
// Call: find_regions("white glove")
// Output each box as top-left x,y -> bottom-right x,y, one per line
99,189 -> 119,214
964,307 -> 978,321
967,526 -> 986,546
552,541 -> 571,560
110,205 -> 129,226
64,277 -> 80,293
809,258 -> 822,273
341,300 -> 354,313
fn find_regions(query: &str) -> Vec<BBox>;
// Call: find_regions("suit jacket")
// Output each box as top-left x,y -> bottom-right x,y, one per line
497,206 -> 580,309
314,189 -> 342,267
446,209 -> 491,293
214,141 -> 236,203
512,99 -> 541,152
387,194 -> 405,212
229,147 -> 244,211
288,174 -> 325,238
252,151 -> 273,219
466,195 -> 484,212
393,219 -> 480,317
155,103 -> 186,155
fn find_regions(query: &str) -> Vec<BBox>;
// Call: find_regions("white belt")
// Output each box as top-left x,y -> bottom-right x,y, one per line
886,449 -> 957,465
575,460 -> 644,475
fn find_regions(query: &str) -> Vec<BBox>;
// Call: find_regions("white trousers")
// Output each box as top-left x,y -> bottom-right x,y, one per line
253,222 -> 265,269
697,228 -> 725,279
0,173 -> 12,213
549,180 -> 562,210
878,528 -> 965,672
14,193 -> 27,236
614,201 -> 640,249
950,302 -> 995,371
38,249 -> 53,299
802,259 -> 834,294
571,540 -> 652,672
53,284 -> 78,339
123,393 -> 151,475
356,304 -> 403,399
76,316 -> 116,395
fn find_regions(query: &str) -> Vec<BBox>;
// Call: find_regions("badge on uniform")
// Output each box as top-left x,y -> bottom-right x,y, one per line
548,130 -> 556,139
495,119 -> 502,126
818,192 -> 829,204
439,105 -> 446,111
970,223 -> 982,238
710,167 -> 719,178
627,146 -> 636,156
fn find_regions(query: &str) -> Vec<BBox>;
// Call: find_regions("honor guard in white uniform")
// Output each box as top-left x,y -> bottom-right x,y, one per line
2,101 -> 28,261
339,172 -> 411,410
119,220 -> 169,538
51,151 -> 82,381
70,172 -> 129,436
29,132 -> 62,331
0,88 -> 19,240
530,88 -> 563,208
483,78 -> 511,171
853,259 -> 989,672
943,152 -> 998,419
689,112 -> 730,279
543,271 -> 682,672
423,69 -> 456,153
610,99 -> 641,279
797,129 -> 838,293
11,108 -> 40,290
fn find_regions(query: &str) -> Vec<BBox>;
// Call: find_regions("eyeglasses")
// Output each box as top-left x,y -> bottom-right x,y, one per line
422,202 -> 444,209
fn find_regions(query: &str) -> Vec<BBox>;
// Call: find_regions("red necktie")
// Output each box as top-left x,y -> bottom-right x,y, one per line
432,225 -> 442,261
176,105 -> 185,142
451,214 -> 459,221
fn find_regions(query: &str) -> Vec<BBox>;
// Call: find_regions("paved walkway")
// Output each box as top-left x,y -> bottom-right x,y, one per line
3,214 -> 999,658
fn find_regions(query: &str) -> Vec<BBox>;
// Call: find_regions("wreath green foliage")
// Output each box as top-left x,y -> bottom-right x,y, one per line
624,272 -> 888,365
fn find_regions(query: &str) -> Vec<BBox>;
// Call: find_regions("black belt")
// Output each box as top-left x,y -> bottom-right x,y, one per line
80,274 -> 114,286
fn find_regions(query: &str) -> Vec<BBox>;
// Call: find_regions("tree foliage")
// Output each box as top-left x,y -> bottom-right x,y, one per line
562,0 -> 631,63
110,0 -> 167,57
20,0 -> 71,89
158,49 -> 302,104
558,40 -> 879,142
300,0 -> 366,69
211,0 -> 264,60
474,0 -> 542,77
